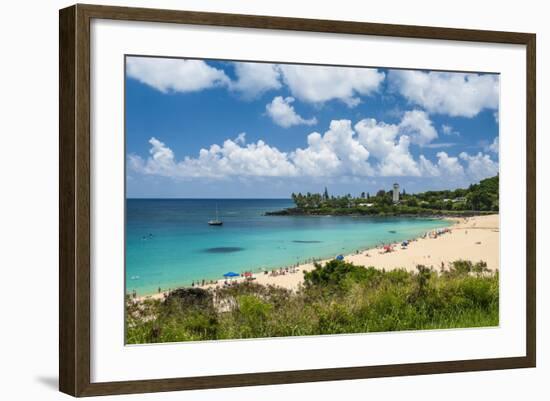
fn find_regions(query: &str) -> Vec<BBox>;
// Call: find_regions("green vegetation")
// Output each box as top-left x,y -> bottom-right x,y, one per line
126,259 -> 499,344
266,175 -> 499,216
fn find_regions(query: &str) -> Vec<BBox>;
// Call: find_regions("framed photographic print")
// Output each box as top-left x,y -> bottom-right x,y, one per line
59,4 -> 536,397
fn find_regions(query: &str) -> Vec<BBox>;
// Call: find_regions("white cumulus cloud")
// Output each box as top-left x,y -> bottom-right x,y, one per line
487,136 -> 499,154
398,110 -> 438,146
354,118 -> 420,177
459,152 -> 499,181
441,124 -> 460,136
279,64 -> 385,107
229,62 -> 282,98
266,96 -> 317,128
292,120 -> 373,177
235,132 -> 246,144
418,155 -> 440,177
128,116 -> 498,183
436,151 -> 465,177
389,70 -> 499,117
127,57 -> 385,109
352,109 -> 438,177
130,136 -> 297,179
126,57 -> 229,93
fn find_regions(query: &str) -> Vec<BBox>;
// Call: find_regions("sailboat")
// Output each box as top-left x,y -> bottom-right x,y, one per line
208,204 -> 223,226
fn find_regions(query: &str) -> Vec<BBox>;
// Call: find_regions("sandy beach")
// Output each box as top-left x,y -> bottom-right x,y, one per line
137,214 -> 499,301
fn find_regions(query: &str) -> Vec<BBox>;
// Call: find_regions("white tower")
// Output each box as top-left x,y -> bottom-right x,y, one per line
392,183 -> 400,203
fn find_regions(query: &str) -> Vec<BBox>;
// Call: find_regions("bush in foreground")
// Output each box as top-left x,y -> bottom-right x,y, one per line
126,260 -> 499,344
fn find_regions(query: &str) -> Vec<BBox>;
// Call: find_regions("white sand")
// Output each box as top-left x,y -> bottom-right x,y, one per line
137,214 -> 499,300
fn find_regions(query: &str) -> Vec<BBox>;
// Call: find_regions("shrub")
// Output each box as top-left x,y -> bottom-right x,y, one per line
126,259 -> 499,344
304,259 -> 381,289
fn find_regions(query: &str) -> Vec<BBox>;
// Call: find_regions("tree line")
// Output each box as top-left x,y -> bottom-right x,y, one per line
285,175 -> 499,215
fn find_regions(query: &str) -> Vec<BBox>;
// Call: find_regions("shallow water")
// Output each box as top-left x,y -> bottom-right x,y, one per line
126,199 -> 451,295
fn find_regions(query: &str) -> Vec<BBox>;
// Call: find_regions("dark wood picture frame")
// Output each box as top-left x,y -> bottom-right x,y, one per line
59,3 -> 536,397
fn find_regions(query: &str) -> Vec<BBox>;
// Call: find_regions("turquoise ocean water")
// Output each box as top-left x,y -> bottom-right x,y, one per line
126,199 -> 451,295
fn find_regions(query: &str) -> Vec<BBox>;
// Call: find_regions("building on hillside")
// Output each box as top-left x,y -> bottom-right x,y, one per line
392,183 -> 399,203
392,183 -> 400,204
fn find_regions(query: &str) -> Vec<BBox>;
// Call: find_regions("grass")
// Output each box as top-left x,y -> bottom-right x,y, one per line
126,259 -> 499,344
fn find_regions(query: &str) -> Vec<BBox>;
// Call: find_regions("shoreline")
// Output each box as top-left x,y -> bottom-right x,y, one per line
134,214 -> 499,302
265,208 -> 496,218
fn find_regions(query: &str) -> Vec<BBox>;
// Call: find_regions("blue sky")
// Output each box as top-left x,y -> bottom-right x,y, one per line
126,56 -> 499,198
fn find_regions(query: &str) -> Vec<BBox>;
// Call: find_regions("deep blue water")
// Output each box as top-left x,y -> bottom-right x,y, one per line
126,199 -> 451,295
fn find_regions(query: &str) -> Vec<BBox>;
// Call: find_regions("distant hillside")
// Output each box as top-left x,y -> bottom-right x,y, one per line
267,175 -> 499,217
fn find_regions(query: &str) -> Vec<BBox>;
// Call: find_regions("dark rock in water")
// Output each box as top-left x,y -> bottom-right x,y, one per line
292,240 -> 322,243
203,247 -> 244,253
265,208 -> 305,216
388,230 -> 397,234
166,287 -> 213,309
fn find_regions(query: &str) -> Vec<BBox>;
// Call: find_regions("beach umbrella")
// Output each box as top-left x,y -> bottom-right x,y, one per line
244,272 -> 253,277
223,272 -> 239,278
336,255 -> 344,261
